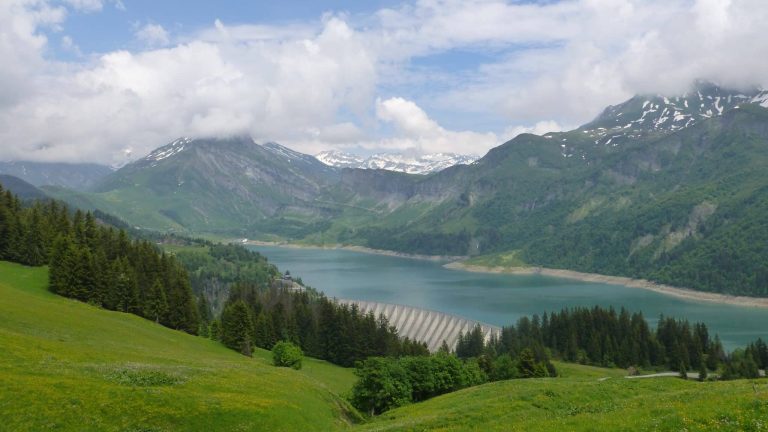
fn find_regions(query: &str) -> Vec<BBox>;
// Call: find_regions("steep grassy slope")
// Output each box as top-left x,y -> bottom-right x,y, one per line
0,261 -> 358,431
359,364 -> 768,431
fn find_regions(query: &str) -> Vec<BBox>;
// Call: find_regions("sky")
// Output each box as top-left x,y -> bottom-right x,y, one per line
1,0 -> 768,165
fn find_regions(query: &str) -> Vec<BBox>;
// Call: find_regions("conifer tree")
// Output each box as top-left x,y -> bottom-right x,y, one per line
221,300 -> 253,356
517,348 -> 537,378
145,279 -> 169,323
698,362 -> 708,381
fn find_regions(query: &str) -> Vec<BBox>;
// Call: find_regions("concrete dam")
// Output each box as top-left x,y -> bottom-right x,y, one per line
338,299 -> 501,352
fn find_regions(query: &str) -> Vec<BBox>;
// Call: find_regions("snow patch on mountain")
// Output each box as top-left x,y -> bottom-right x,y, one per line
315,150 -> 479,174
751,90 -> 768,108
143,137 -> 191,166
315,150 -> 364,169
578,83 -> 768,148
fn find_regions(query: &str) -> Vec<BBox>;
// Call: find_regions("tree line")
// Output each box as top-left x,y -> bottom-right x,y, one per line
472,307 -> 724,373
458,306 -> 765,380
0,183 -> 200,334
214,283 -> 429,366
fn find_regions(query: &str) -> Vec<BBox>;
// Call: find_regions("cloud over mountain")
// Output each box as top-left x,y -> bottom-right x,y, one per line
1,0 -> 767,164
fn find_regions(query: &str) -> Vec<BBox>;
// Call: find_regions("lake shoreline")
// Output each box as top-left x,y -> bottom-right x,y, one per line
444,262 -> 768,309
244,240 -> 768,309
244,240 -> 467,262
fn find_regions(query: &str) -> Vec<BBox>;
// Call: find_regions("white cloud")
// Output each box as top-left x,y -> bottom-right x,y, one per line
60,35 -> 82,55
374,97 -> 498,154
135,23 -> 170,47
0,10 -> 378,164
0,0 -> 65,107
421,0 -> 768,124
502,121 -> 565,141
1,0 -> 768,164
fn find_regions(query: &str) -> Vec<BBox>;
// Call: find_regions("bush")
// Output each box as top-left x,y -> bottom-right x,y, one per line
351,354 -> 490,415
350,357 -> 412,416
272,341 -> 303,370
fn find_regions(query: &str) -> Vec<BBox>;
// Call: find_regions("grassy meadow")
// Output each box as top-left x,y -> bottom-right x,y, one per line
1,260 -> 767,431
0,261 -> 358,431
359,363 -> 768,431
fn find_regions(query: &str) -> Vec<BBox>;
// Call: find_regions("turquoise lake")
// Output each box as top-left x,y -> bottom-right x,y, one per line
250,245 -> 768,350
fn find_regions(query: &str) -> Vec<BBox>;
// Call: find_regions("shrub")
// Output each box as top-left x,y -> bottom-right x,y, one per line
272,341 -> 303,370
350,357 -> 412,416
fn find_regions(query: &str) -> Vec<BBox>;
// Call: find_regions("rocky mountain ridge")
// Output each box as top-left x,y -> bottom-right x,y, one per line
315,150 -> 479,174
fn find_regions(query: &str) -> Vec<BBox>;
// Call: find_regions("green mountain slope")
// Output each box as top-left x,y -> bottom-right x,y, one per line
0,174 -> 48,200
47,137 -> 344,236
370,105 -> 768,296
44,85 -> 768,296
0,261 -> 358,431
0,161 -> 112,191
359,364 -> 767,431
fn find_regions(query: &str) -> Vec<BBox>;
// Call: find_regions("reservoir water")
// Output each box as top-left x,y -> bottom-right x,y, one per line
250,245 -> 768,350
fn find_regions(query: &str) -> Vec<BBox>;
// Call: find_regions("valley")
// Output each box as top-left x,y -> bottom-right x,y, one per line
250,244 -> 768,350
4,2 -> 768,430
44,84 -> 768,301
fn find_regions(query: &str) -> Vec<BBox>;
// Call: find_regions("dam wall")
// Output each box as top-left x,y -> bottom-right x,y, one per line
338,299 -> 501,352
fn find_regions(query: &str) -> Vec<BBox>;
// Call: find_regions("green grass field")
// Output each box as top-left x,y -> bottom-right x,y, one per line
359,364 -> 768,431
2,261 -> 767,431
0,261 -> 358,431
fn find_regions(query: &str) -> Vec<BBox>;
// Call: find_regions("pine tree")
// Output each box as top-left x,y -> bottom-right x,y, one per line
197,295 -> 212,324
221,300 -> 253,356
517,348 -> 537,378
49,235 -> 74,295
439,340 -> 451,354
209,320 -> 222,341
698,362 -> 708,381
145,279 -> 169,323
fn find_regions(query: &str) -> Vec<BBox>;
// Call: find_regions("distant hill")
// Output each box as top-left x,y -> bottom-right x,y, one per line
0,161 -> 112,191
0,174 -> 48,200
45,82 -> 768,296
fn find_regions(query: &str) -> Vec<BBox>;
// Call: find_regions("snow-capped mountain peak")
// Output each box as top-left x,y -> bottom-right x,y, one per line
315,150 -> 364,169
576,82 -> 768,148
140,137 -> 192,167
262,141 -> 321,166
315,151 -> 479,174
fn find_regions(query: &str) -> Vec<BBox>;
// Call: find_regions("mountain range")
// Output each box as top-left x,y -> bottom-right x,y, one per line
0,161 -> 112,191
315,150 -> 479,174
40,82 -> 768,297
0,174 -> 48,200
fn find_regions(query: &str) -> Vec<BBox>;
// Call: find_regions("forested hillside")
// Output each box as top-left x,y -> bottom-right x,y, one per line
45,86 -> 768,298
0,261 -> 360,431
350,105 -> 768,297
0,180 -> 433,370
0,182 -> 200,333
